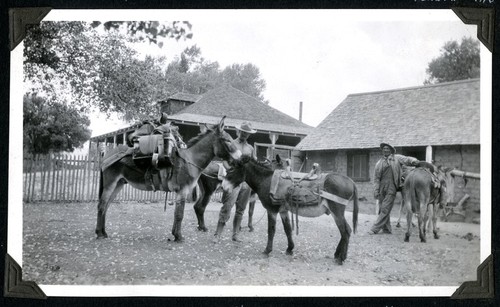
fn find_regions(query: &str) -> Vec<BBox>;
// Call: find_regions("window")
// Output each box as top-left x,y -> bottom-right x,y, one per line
347,151 -> 369,181
401,147 -> 427,161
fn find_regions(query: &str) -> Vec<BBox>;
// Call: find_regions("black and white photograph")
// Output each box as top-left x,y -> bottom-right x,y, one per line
4,7 -> 495,301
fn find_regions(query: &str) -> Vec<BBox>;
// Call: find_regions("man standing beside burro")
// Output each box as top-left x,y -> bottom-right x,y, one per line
369,142 -> 420,235
214,121 -> 257,242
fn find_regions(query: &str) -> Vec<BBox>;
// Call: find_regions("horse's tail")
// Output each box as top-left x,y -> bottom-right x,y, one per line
408,175 -> 419,214
98,168 -> 104,200
194,173 -> 219,207
193,175 -> 206,205
192,183 -> 199,202
352,183 -> 359,234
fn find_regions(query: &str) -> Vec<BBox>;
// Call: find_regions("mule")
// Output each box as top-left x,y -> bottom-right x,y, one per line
193,155 -> 284,232
95,117 -> 242,242
403,166 -> 455,243
222,157 -> 359,265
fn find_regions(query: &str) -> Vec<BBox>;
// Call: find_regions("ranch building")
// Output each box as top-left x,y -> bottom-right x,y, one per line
90,84 -> 312,162
294,79 -> 481,223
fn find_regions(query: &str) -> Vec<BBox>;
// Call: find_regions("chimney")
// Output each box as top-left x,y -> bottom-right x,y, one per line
299,101 -> 303,122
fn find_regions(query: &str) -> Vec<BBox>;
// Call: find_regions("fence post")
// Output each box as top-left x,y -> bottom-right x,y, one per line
40,154 -> 46,201
30,154 -> 37,202
24,154 -> 31,202
84,154 -> 90,201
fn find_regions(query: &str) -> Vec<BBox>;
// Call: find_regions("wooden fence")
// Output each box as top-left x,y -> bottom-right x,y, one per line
23,154 -> 222,203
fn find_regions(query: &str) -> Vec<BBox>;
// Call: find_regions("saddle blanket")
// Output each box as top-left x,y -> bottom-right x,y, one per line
270,170 -> 351,207
101,145 -> 134,172
270,170 -> 325,205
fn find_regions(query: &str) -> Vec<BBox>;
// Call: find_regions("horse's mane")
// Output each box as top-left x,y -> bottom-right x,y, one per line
185,128 -> 214,148
240,156 -> 276,175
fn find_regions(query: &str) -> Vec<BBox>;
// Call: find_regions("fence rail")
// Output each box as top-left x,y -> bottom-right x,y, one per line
23,154 -> 222,203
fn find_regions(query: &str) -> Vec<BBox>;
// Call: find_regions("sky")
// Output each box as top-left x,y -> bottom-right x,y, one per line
43,9 -> 479,136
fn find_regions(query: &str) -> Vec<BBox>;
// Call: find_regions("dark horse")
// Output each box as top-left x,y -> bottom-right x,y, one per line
193,155 -> 284,232
403,166 -> 455,243
96,117 -> 242,242
222,157 -> 359,264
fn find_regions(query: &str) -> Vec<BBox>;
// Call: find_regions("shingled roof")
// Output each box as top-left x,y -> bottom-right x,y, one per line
168,84 -> 312,136
168,92 -> 202,103
295,79 -> 480,151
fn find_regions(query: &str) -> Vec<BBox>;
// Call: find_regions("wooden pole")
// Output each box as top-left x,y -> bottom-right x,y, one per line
450,169 -> 480,180
457,194 -> 470,208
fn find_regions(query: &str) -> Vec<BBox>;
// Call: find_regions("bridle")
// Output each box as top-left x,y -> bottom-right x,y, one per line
177,131 -> 236,171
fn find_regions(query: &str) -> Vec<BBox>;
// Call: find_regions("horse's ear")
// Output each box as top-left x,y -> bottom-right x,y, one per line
218,116 -> 226,132
159,113 -> 168,124
200,123 -> 211,133
275,154 -> 281,163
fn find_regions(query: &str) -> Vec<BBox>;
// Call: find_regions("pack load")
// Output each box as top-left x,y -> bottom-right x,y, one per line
127,113 -> 186,169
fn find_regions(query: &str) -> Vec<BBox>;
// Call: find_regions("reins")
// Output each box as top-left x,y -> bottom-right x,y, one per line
176,149 -> 205,171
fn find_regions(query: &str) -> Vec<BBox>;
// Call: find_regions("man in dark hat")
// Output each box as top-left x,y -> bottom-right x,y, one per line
214,121 -> 257,242
369,142 -> 420,235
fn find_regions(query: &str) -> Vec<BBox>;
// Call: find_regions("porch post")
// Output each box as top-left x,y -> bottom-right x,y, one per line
268,133 -> 279,158
113,134 -> 118,148
103,139 -> 108,155
123,132 -> 127,145
269,133 -> 279,144
426,145 -> 433,162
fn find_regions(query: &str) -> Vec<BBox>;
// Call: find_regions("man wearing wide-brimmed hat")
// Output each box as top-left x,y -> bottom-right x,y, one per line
214,121 -> 257,242
369,142 -> 420,235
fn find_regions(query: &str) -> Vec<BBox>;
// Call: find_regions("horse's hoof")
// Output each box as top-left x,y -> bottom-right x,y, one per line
285,249 -> 293,256
96,232 -> 108,239
434,234 -> 440,239
404,234 -> 410,242
212,235 -> 221,244
248,226 -> 254,232
262,249 -> 272,256
396,223 -> 401,228
197,226 -> 208,232
334,257 -> 344,265
232,234 -> 243,242
420,238 -> 426,243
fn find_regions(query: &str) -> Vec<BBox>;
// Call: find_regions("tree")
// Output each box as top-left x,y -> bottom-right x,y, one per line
24,23 -> 268,123
220,63 -> 268,103
23,94 -> 92,154
165,46 -> 267,102
24,21 -> 193,119
424,37 -> 480,84
91,21 -> 192,46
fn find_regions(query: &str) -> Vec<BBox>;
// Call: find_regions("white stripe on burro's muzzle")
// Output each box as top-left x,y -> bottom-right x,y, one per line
221,178 -> 235,193
230,149 -> 242,160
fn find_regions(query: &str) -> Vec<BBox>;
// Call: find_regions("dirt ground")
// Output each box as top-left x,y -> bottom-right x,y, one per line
22,199 -> 480,287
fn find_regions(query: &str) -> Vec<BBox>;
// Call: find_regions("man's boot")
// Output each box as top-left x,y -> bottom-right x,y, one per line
213,221 -> 225,243
232,215 -> 243,242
